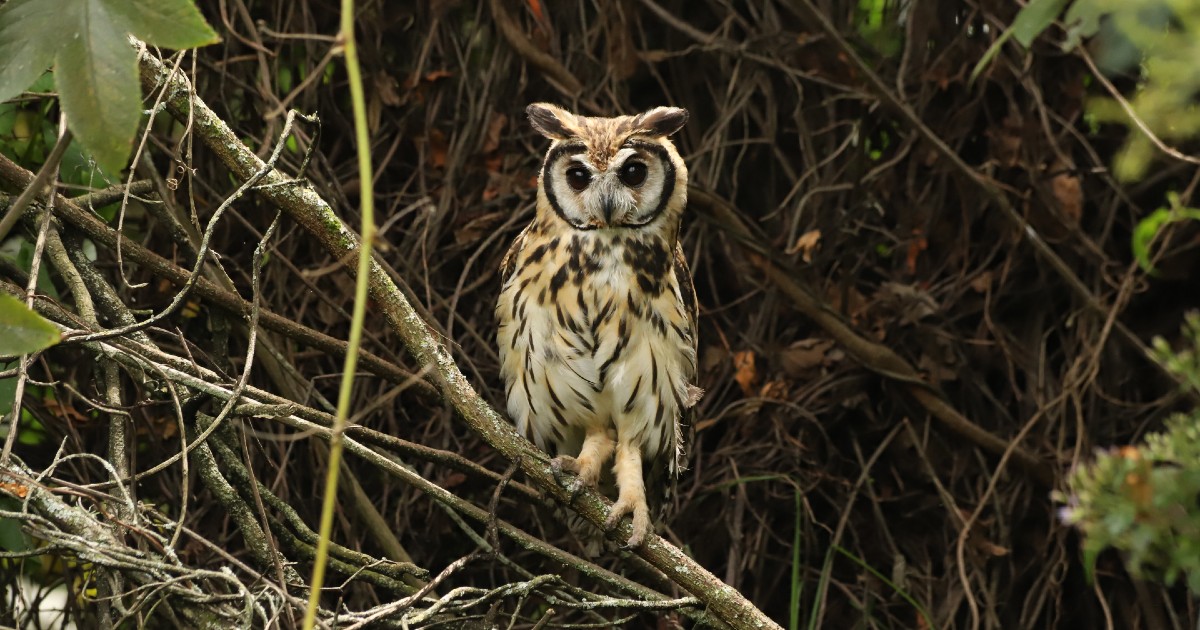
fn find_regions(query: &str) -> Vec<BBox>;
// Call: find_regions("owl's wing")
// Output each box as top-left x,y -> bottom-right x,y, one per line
650,244 -> 702,521
499,222 -> 535,284
673,243 -> 700,379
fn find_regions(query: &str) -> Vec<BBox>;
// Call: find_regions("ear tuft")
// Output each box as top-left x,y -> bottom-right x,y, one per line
526,103 -> 576,140
634,107 -> 688,137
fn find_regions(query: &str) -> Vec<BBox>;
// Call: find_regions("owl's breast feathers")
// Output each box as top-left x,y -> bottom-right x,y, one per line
497,224 -> 700,476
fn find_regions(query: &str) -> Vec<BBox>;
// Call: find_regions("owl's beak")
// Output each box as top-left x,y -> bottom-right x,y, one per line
600,197 -> 616,225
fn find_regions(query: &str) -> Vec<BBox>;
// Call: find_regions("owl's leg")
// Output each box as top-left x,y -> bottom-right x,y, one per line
551,428 -> 615,497
604,440 -> 651,548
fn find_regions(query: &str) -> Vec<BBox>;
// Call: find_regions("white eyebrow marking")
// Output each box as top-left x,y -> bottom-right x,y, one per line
611,147 -> 639,167
567,156 -> 598,171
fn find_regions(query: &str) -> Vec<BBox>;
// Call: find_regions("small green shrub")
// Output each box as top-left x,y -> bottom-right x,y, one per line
1058,313 -> 1200,592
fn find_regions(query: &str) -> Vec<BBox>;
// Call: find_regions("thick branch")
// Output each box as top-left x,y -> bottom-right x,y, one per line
0,276 -> 699,624
137,46 -> 777,630
0,183 -> 438,403
689,188 -> 1058,487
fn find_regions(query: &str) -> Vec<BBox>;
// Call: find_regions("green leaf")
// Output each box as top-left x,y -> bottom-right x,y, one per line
1062,0 -> 1103,51
0,0 -> 62,104
53,1 -> 141,176
0,292 -> 59,356
1132,208 -> 1173,273
970,0 -> 1069,83
1010,0 -> 1071,47
0,516 -> 29,553
101,0 -> 219,50
1132,194 -> 1200,273
0,0 -> 219,174
0,374 -> 17,412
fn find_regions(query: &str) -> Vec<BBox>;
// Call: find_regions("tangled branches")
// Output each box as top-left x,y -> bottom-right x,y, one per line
2,0 -> 1199,628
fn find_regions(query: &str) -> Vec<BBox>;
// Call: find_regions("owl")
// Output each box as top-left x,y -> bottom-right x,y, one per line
496,103 -> 702,548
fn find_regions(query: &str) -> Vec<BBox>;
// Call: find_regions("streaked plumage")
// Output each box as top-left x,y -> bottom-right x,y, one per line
497,103 -> 701,548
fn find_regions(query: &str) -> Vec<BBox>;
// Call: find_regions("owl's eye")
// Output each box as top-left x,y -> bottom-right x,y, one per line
566,166 -> 592,191
619,161 -> 648,187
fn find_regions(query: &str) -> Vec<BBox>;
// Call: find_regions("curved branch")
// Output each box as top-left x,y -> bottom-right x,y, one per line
0,176 -> 439,403
689,188 -> 1058,487
137,44 -> 778,630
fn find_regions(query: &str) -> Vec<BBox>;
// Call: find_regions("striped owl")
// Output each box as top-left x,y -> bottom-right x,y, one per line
496,103 -> 702,548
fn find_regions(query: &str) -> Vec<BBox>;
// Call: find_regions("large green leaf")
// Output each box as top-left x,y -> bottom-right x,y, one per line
970,0 -> 1070,83
55,1 -> 141,177
0,292 -> 59,356
1010,0 -> 1071,48
102,0 -> 219,50
0,0 -> 62,104
0,0 -> 219,174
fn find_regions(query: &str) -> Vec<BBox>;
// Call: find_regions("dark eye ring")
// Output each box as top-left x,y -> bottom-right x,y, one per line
566,166 -> 592,191
619,161 -> 648,187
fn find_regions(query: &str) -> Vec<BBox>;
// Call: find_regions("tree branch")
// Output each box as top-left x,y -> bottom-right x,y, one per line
136,43 -> 778,630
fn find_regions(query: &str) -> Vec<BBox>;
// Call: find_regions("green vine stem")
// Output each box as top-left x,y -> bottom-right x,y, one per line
302,0 -> 376,626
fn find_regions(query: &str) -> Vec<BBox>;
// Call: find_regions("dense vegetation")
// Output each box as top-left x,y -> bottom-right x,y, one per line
1,0 -> 1199,627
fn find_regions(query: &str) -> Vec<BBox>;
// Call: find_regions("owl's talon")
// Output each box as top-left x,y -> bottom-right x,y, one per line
550,455 -> 580,479
550,455 -> 593,500
604,497 -> 651,547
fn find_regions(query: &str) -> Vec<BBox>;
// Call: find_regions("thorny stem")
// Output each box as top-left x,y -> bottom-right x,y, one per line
303,0 -> 376,626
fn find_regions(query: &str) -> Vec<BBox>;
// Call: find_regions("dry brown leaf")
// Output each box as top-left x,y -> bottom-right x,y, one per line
44,398 -> 88,423
701,345 -> 728,374
1050,163 -> 1082,224
374,71 -> 402,107
969,270 -> 993,293
455,212 -> 505,245
905,229 -> 927,275
876,281 -> 939,324
0,482 -> 28,498
526,0 -> 546,24
640,50 -> 672,63
427,129 -> 448,169
156,417 -> 179,439
406,69 -> 453,88
828,285 -> 869,323
787,229 -> 822,262
759,379 -> 789,400
732,350 -> 757,397
976,539 -> 1011,557
315,299 -> 343,327
443,472 -> 468,489
988,113 -> 1024,168
482,112 -> 508,154
779,338 -> 835,377
917,353 -> 959,384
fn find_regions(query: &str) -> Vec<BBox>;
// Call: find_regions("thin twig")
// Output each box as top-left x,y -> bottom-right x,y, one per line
137,41 -> 780,630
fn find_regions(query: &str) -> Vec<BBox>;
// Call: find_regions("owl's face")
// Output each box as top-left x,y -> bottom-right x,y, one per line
527,103 -> 689,231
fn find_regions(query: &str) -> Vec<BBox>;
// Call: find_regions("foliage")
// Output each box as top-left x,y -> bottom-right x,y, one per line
0,0 -> 218,173
1074,0 -> 1200,181
0,292 -> 58,356
1058,314 -> 1200,592
971,0 -> 1070,81
1131,192 -> 1200,273
3,0 -> 1200,626
977,0 -> 1200,180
